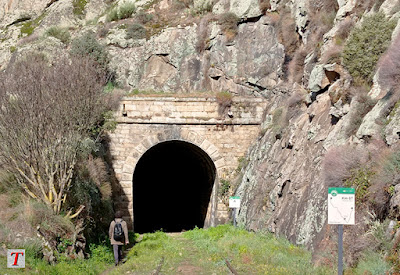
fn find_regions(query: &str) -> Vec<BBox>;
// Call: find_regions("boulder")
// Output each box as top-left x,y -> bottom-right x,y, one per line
229,0 -> 262,18
0,0 -> 49,28
335,0 -> 357,21
108,15 -> 284,93
308,63 -> 343,93
356,98 -> 386,139
380,0 -> 400,16
292,0 -> 309,42
385,103 -> 400,145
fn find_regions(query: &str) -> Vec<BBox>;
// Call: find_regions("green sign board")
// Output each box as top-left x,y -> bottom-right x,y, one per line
328,187 -> 355,195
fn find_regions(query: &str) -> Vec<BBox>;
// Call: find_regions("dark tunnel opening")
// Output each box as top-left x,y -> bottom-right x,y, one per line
132,140 -> 216,233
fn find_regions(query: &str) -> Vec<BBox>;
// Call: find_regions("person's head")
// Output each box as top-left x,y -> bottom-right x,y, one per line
115,210 -> 123,219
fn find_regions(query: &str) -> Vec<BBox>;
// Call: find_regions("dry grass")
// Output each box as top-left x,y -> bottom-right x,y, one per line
274,7 -> 300,79
354,0 -> 386,15
218,12 -> 239,41
286,90 -> 306,119
322,145 -> 364,187
309,0 -> 338,32
267,12 -> 280,25
97,24 -> 110,38
378,33 -> 400,92
310,0 -> 339,12
288,46 -> 308,83
335,17 -> 355,43
17,33 -> 39,46
87,156 -> 112,199
195,14 -> 216,52
259,0 -> 271,14
278,8 -> 298,56
216,91 -> 233,115
321,45 -> 343,64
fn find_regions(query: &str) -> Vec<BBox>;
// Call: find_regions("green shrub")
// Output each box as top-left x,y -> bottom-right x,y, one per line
119,2 -> 136,19
344,167 -> 375,202
106,2 -> 136,22
219,179 -> 230,196
106,7 -> 119,22
190,2 -> 213,16
350,251 -> 390,275
45,26 -> 71,44
73,0 -> 88,15
89,243 -> 114,264
126,23 -> 147,39
70,31 -> 109,69
342,12 -> 396,86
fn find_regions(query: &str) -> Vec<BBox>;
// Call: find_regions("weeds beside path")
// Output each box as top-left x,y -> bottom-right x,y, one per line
110,225 -> 333,275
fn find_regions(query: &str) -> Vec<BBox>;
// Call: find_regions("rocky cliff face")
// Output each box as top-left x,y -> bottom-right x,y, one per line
1,0 -> 400,263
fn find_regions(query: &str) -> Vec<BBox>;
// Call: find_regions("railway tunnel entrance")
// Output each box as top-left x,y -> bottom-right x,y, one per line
132,140 -> 217,233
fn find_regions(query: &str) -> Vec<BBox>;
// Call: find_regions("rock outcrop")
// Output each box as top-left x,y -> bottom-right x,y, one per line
1,0 -> 400,264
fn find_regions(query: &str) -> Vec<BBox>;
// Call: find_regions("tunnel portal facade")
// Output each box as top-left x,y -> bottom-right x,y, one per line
108,96 -> 266,231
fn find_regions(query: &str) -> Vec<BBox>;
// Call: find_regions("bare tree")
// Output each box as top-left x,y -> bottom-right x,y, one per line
0,54 -> 112,216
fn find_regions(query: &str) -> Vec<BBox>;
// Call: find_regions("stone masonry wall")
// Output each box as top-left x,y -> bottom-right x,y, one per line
108,96 -> 266,229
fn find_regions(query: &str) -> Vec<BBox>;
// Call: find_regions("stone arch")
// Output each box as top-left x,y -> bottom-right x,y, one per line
121,131 -> 224,231
121,130 -> 226,177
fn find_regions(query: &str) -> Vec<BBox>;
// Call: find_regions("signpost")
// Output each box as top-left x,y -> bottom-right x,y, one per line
229,196 -> 241,227
328,187 -> 355,275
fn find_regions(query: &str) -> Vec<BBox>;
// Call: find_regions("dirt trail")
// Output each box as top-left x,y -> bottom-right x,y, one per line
101,233 -> 225,275
167,233 -> 202,275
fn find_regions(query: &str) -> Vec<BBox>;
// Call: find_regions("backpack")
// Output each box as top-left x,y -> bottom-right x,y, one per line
113,220 -> 124,242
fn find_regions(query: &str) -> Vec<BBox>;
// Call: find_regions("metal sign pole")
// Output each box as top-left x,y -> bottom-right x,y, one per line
233,208 -> 237,227
338,224 -> 343,275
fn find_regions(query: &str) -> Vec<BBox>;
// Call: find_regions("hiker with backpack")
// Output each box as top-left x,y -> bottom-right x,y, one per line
109,211 -> 129,265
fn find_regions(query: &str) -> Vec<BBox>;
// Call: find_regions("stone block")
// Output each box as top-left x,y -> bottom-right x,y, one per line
122,187 -> 132,196
200,139 -> 212,151
135,143 -> 147,154
120,181 -> 132,188
214,158 -> 226,169
121,172 -> 133,181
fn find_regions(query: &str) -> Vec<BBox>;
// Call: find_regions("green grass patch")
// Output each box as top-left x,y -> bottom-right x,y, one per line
73,0 -> 88,16
111,231 -> 186,274
112,225 -> 332,274
106,2 -> 136,22
183,225 -> 331,274
346,250 -> 390,275
0,243 -> 113,274
19,12 -> 46,37
45,26 -> 71,44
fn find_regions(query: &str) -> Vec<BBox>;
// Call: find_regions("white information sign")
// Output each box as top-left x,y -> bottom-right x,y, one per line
229,196 -> 241,208
328,187 -> 355,225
